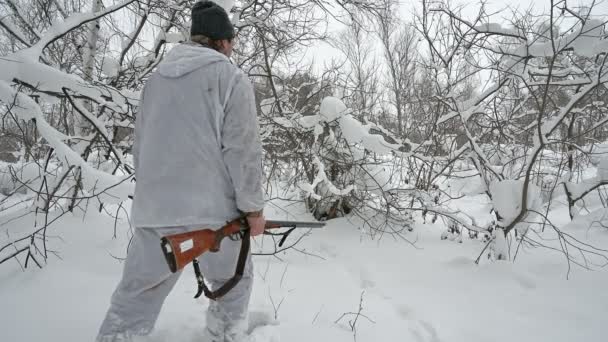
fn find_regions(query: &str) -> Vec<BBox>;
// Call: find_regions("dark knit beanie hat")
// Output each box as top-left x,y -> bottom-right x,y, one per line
190,1 -> 235,40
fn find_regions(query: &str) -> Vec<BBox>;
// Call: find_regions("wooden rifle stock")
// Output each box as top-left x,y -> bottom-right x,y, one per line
160,218 -> 325,273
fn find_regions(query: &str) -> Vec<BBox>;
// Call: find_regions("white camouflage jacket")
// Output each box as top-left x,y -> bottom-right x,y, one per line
130,42 -> 264,228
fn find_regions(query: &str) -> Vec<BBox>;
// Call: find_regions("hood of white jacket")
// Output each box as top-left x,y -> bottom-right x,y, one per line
158,43 -> 229,78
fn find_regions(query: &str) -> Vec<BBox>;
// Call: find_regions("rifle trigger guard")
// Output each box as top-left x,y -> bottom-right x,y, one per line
228,230 -> 244,241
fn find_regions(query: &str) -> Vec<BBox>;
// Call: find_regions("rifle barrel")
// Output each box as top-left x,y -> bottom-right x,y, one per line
266,220 -> 326,228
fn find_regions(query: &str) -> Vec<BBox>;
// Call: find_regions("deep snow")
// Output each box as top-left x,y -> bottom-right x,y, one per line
1,192 -> 608,342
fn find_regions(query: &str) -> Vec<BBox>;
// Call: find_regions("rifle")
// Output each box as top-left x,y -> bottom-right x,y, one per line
160,216 -> 325,299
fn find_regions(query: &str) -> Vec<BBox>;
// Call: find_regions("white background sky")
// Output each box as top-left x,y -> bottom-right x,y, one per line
304,0 -> 608,74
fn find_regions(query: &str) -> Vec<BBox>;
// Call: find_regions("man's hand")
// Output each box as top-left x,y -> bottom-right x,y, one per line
246,211 -> 266,237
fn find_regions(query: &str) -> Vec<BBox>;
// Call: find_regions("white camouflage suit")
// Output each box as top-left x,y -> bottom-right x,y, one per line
96,42 -> 265,342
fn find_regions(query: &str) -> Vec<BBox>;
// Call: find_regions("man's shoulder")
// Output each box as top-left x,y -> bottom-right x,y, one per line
216,62 -> 251,90
216,59 -> 245,77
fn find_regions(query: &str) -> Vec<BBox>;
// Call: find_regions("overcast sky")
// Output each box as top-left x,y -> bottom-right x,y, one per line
303,0 -> 608,74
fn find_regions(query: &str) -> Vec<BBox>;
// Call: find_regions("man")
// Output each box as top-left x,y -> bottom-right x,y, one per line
96,1 -> 266,341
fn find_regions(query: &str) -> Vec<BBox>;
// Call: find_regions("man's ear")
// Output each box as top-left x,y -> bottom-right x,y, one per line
219,39 -> 233,56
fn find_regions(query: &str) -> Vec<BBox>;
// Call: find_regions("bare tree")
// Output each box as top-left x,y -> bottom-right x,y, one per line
416,0 -> 608,269
332,12 -> 382,122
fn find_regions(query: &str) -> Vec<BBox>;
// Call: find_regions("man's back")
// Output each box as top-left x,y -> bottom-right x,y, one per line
131,42 -> 264,228
97,4 -> 266,342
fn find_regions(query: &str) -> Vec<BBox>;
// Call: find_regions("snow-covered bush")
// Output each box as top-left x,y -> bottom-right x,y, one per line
415,0 -> 608,264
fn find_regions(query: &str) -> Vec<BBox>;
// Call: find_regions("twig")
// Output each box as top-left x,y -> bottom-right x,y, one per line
334,290 -> 375,341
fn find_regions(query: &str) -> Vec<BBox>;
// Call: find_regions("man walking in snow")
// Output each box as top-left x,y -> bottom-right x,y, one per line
96,1 -> 265,341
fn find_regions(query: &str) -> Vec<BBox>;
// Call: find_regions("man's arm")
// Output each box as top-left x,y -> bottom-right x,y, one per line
221,71 -> 265,218
132,88 -> 146,173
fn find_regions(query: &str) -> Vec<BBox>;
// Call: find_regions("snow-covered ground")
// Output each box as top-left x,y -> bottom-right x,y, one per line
1,191 -> 608,342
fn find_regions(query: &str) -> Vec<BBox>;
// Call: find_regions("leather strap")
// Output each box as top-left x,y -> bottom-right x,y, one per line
193,228 -> 250,300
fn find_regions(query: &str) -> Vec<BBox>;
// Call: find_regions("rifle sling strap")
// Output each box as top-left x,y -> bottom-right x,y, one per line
193,228 -> 251,300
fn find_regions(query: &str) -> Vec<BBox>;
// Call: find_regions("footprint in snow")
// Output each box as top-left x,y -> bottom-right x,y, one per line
513,273 -> 536,290
344,263 -> 376,289
319,242 -> 338,258
409,319 -> 442,342
444,256 -> 475,268
395,303 -> 414,319
132,326 -> 202,342
248,310 -> 279,333
245,311 -> 280,342
243,324 -> 280,342
384,301 -> 440,342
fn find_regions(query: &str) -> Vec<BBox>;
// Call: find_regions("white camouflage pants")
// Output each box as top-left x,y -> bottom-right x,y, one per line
96,226 -> 253,342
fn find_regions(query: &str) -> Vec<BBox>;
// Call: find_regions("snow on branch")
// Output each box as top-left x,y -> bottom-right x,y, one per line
0,1 -> 140,206
564,157 -> 608,203
527,19 -> 608,58
0,57 -> 133,112
0,82 -> 133,204
489,179 -> 542,232
0,17 -> 32,47
5,0 -> 41,40
541,75 -> 608,141
299,156 -> 354,200
22,0 -> 137,60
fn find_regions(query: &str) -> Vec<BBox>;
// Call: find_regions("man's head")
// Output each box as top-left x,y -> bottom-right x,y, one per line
190,1 -> 235,57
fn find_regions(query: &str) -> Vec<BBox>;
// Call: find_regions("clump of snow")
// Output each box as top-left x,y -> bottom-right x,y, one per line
359,129 -> 399,155
325,101 -> 400,155
319,96 -> 348,122
296,114 -> 320,129
474,23 -> 517,35
298,182 -> 318,199
489,179 -> 542,231
338,115 -> 367,143
298,156 -> 354,199
101,57 -> 120,78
